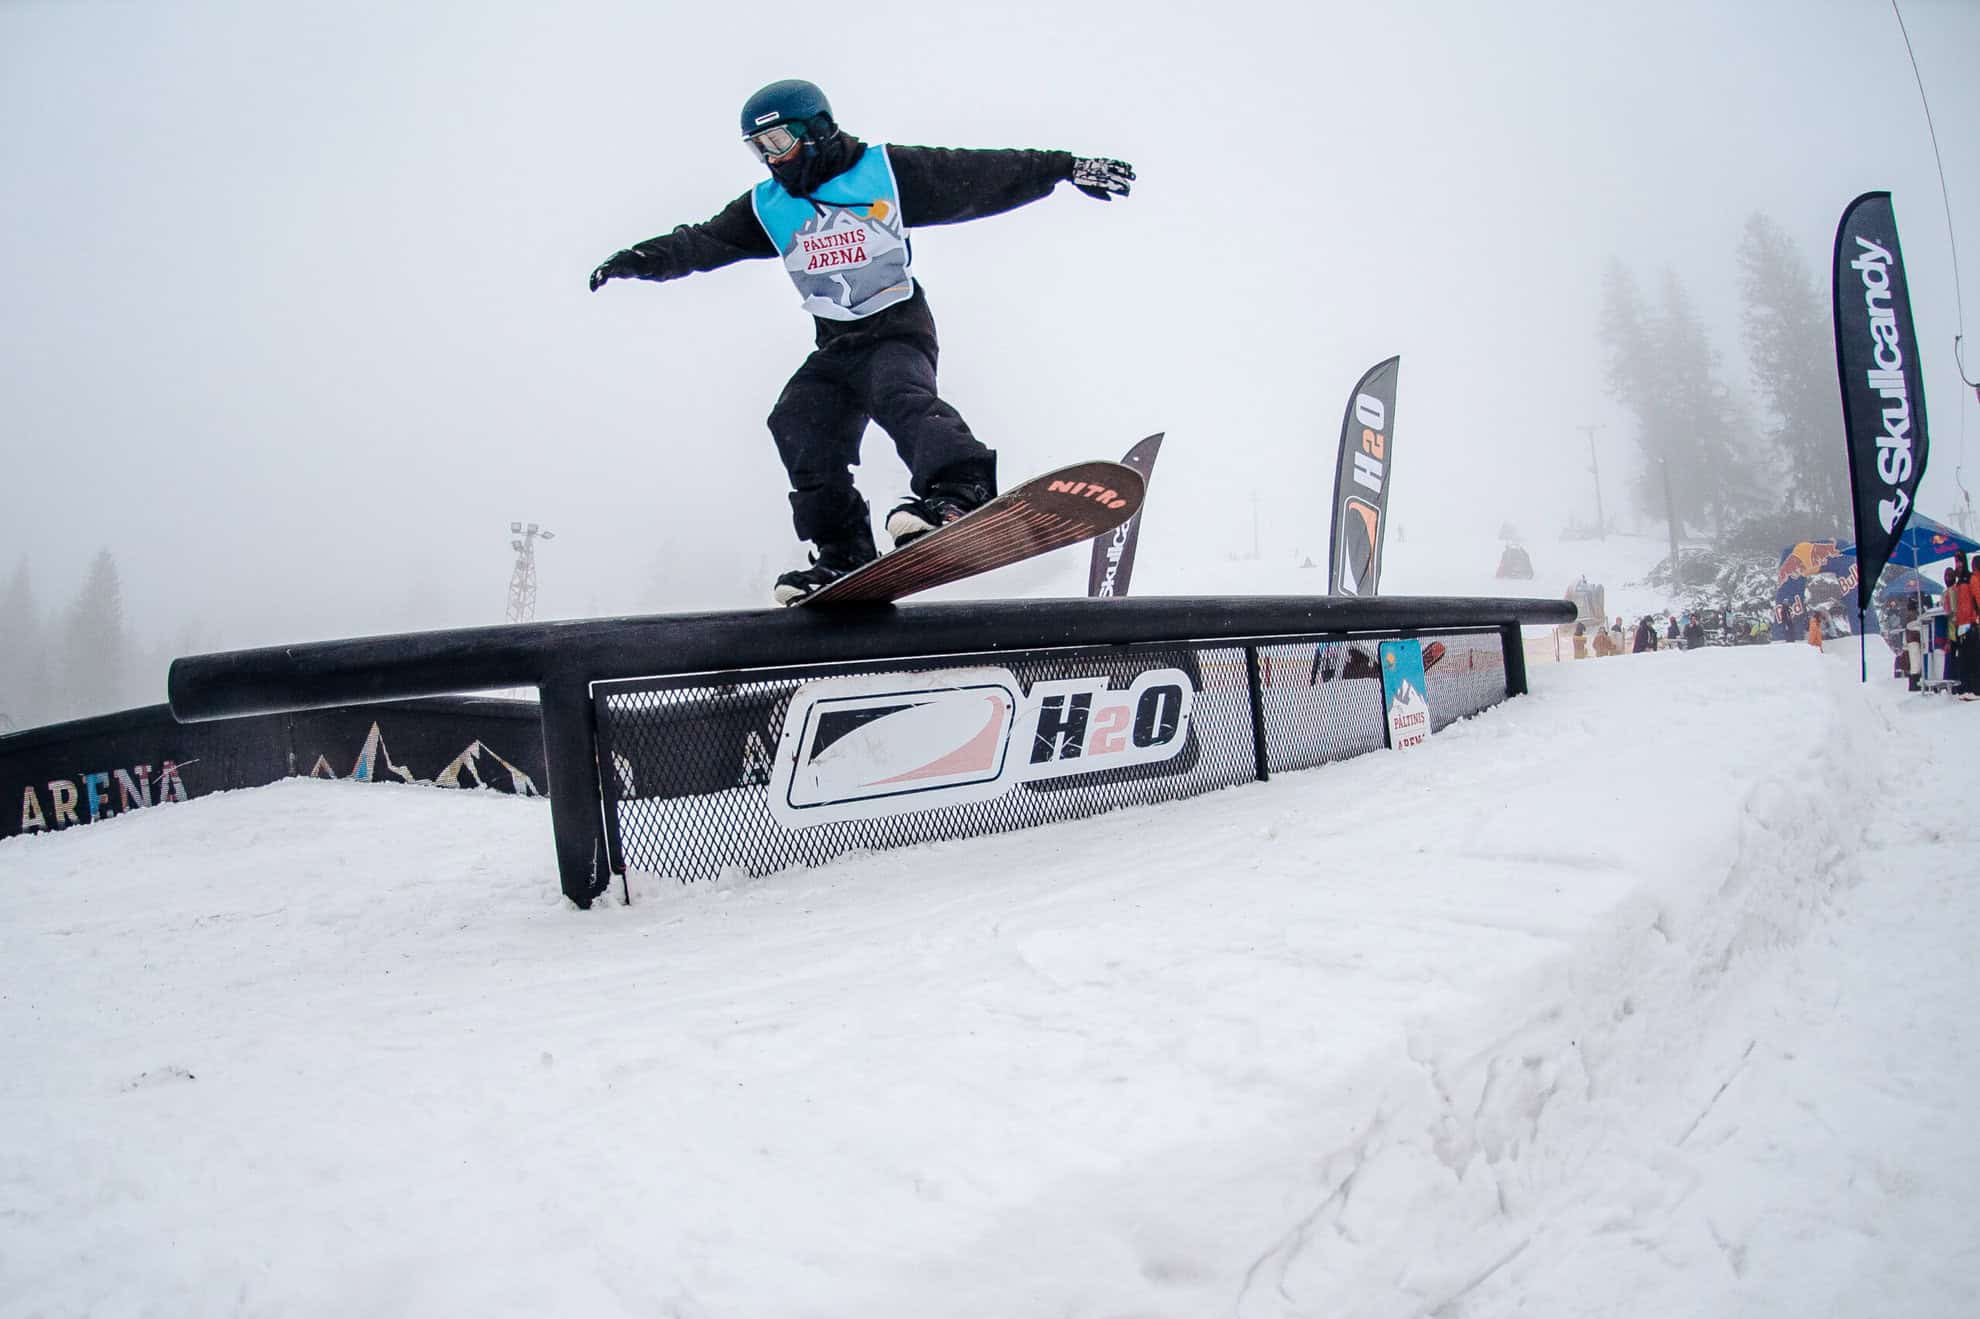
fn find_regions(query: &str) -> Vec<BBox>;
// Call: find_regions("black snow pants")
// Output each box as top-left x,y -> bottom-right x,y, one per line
767,333 -> 996,549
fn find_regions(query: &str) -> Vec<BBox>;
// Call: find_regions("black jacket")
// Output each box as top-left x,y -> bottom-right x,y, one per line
607,138 -> 1075,347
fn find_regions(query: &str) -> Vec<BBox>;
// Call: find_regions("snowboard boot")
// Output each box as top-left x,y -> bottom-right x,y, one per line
773,523 -> 877,606
885,477 -> 995,549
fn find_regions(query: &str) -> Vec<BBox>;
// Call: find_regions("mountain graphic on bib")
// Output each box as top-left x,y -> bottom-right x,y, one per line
784,206 -> 909,311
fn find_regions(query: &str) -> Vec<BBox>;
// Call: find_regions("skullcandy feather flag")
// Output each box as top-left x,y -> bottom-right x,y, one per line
1087,433 -> 1165,597
1328,357 -> 1399,596
1832,192 -> 1929,620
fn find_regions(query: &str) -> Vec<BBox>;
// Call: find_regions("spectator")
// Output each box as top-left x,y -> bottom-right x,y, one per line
1963,563 -> 1980,696
1683,614 -> 1706,650
1900,602 -> 1916,693
1807,610 -> 1823,649
1592,625 -> 1618,657
1572,621 -> 1588,659
1632,616 -> 1657,653
1947,562 -> 1974,694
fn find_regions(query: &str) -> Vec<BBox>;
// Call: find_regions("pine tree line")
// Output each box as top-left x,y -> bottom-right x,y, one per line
1599,211 -> 1851,552
0,550 -> 159,732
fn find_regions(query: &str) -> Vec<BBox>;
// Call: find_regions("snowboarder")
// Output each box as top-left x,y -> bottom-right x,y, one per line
587,79 -> 1136,604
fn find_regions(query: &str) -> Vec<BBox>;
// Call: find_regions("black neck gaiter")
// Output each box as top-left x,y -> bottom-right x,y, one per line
770,132 -> 863,199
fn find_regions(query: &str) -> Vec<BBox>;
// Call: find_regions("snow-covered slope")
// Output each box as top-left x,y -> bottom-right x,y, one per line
5,636 -> 1975,1316
920,521 -> 1691,632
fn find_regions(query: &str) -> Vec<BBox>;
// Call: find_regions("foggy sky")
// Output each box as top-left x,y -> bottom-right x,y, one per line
3,0 -> 1977,653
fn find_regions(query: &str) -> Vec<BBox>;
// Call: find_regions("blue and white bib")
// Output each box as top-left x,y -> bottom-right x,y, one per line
750,145 -> 914,321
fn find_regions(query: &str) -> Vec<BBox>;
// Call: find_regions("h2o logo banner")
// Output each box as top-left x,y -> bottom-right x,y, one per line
768,666 -> 1195,827
1329,356 -> 1399,598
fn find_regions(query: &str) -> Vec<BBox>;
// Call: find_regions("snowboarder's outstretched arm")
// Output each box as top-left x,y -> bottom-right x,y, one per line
588,146 -> 1134,290
589,194 -> 775,291
887,147 -> 1134,226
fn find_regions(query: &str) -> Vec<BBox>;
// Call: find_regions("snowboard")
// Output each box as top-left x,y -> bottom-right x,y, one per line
798,460 -> 1146,607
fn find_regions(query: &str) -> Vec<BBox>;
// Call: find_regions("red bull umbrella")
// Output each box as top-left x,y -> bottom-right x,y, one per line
1884,512 -> 1980,570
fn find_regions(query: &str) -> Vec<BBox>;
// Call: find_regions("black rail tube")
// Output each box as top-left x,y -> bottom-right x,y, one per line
169,595 -> 1575,723
165,595 -> 1575,908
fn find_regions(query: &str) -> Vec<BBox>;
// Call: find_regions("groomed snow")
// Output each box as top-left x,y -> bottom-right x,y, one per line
3,638 -> 1977,1316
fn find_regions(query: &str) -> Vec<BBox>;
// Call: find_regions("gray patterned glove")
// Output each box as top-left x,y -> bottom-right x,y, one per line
1070,157 -> 1135,201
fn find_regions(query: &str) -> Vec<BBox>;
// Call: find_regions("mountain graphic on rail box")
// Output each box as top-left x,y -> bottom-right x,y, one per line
307,723 -> 540,795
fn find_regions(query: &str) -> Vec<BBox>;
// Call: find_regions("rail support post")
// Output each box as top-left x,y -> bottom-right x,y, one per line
539,667 -> 613,908
1500,622 -> 1531,697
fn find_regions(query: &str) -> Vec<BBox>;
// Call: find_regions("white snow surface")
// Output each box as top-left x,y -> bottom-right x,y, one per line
5,641 -> 1979,1316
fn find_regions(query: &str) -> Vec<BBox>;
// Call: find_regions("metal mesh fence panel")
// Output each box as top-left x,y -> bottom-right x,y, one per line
597,645 -> 1256,884
1254,640 -> 1389,774
1421,631 -> 1510,731
593,630 -> 1512,884
1249,630 -> 1505,773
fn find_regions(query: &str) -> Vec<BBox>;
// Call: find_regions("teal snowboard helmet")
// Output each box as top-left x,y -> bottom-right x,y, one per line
740,79 -> 837,162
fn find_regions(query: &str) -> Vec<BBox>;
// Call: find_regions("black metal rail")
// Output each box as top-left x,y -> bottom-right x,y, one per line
168,595 -> 1575,906
168,596 -> 1572,719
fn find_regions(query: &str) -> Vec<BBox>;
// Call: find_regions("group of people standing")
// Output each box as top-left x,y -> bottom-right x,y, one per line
1881,551 -> 1980,693
1570,613 -> 1704,659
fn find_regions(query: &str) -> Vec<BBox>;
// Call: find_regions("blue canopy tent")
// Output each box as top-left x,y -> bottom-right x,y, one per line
1883,512 -> 1980,571
1859,516 -> 1979,683
1874,567 -> 1942,646
1878,566 -> 1944,600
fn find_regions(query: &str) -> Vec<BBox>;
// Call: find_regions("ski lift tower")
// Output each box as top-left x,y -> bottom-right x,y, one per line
506,522 -> 555,624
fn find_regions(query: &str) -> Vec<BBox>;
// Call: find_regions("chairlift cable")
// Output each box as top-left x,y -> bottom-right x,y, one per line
1890,0 -> 1975,386
1891,0 -> 1977,527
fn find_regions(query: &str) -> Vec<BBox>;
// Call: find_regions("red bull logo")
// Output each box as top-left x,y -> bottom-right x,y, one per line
1779,540 -> 1856,586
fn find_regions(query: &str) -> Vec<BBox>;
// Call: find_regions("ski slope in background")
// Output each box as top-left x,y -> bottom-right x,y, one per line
5,628 -> 1978,1316
916,518 -> 1706,633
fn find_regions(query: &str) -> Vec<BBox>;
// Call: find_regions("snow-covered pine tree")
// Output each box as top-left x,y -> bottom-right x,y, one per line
56,549 -> 134,721
1738,212 -> 1850,537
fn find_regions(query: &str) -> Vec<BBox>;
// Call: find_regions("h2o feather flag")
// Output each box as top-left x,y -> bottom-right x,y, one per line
1329,357 -> 1400,596
1832,192 -> 1929,618
1087,433 -> 1165,598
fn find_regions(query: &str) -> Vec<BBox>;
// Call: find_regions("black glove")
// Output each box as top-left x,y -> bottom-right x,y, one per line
1070,157 -> 1134,201
588,248 -> 649,292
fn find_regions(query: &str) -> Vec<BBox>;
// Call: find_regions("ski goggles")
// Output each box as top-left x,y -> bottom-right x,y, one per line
744,123 -> 804,162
